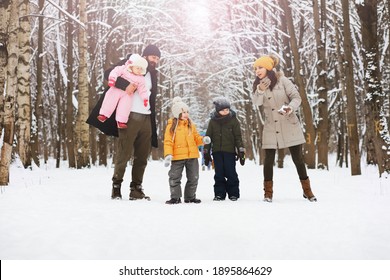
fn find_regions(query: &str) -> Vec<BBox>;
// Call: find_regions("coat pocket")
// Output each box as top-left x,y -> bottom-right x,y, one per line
286,113 -> 299,125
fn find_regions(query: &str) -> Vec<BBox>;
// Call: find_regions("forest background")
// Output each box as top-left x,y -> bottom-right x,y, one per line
0,0 -> 389,186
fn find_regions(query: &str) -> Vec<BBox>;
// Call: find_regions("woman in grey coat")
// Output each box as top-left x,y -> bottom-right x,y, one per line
252,55 -> 317,202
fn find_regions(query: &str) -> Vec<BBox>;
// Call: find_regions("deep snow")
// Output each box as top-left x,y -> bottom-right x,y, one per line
1,155 -> 389,261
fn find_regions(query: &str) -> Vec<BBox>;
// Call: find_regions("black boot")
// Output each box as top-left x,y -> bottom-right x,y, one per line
166,198 -> 181,204
184,198 -> 201,203
129,183 -> 150,200
111,183 -> 122,200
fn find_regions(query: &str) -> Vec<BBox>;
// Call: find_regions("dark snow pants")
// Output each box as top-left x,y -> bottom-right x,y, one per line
212,151 -> 239,199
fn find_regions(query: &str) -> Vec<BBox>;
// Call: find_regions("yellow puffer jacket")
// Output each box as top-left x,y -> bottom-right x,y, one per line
164,118 -> 204,160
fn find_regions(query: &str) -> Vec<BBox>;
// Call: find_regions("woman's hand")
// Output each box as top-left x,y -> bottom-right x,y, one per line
257,77 -> 271,92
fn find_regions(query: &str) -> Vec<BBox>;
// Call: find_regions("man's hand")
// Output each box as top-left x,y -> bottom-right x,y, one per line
126,83 -> 137,95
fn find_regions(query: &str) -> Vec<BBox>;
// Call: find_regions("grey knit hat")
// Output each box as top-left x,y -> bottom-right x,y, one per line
213,96 -> 231,112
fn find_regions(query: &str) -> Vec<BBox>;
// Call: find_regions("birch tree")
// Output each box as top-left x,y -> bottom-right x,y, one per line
0,1 -> 10,139
0,0 -> 19,185
75,0 -> 90,168
16,0 -> 32,168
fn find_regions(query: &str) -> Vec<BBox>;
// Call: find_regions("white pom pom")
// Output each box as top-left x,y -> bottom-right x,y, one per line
172,96 -> 182,104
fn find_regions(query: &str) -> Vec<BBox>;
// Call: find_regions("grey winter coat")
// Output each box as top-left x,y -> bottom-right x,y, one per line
252,73 -> 306,149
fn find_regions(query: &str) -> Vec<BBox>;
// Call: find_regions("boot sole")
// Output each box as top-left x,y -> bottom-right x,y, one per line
129,197 -> 151,201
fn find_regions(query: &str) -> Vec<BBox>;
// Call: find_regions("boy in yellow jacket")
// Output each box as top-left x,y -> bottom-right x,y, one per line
163,97 -> 211,204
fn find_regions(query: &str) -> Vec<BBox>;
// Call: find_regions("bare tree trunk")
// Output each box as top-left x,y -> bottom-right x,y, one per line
16,0 -> 32,169
280,0 -> 316,169
66,0 -> 76,168
55,62 -> 62,168
75,0 -> 90,168
341,0 -> 361,175
356,0 -> 390,176
31,0 -> 45,167
0,0 -> 18,185
332,1 -> 347,168
0,1 -> 10,140
313,0 -> 329,170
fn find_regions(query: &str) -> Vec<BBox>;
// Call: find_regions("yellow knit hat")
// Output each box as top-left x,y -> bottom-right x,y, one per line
253,56 -> 275,71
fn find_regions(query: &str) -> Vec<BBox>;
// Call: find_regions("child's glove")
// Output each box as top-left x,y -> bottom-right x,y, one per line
257,77 -> 271,92
278,105 -> 293,116
164,155 -> 173,167
144,99 -> 148,107
203,136 -> 211,144
204,151 -> 212,166
108,78 -> 116,87
238,147 -> 245,166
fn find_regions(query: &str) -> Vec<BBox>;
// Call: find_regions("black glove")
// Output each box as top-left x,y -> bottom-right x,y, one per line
237,147 -> 245,166
204,151 -> 212,166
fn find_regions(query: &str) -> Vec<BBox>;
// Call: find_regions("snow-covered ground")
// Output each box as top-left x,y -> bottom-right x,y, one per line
1,155 -> 389,261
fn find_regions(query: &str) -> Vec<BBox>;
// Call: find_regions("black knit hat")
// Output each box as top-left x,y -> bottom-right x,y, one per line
213,97 -> 231,112
142,44 -> 161,58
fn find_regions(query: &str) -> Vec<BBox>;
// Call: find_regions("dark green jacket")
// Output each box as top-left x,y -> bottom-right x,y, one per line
204,110 -> 243,155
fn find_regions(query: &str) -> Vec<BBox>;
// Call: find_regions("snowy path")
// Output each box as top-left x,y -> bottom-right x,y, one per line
1,158 -> 389,260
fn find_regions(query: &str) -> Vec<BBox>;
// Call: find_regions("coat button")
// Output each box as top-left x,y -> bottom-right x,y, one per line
272,108 -> 275,111
276,131 -> 279,133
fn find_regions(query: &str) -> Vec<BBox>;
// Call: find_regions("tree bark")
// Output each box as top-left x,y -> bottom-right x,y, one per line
75,0 -> 91,168
16,0 -> 32,169
0,0 -> 19,185
356,0 -> 390,176
0,0 -> 10,140
66,0 -> 76,168
341,0 -> 361,175
313,0 -> 329,170
280,0 -> 316,169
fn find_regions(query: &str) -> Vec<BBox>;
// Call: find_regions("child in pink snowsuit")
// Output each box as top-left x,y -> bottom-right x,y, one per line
98,54 -> 149,129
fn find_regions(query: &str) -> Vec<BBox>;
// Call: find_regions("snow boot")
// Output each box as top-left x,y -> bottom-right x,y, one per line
300,178 -> 317,202
263,180 -> 273,202
129,183 -> 150,200
166,198 -> 181,204
213,196 -> 225,201
184,198 -> 201,203
97,114 -> 108,122
111,183 -> 122,200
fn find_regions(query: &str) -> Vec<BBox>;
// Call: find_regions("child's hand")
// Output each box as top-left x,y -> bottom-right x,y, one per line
238,147 -> 245,166
126,83 -> 137,95
164,155 -> 173,167
204,152 -> 212,166
203,136 -> 211,144
144,99 -> 148,107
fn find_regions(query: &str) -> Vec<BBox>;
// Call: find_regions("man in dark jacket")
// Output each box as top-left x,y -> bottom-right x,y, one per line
87,44 -> 161,200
